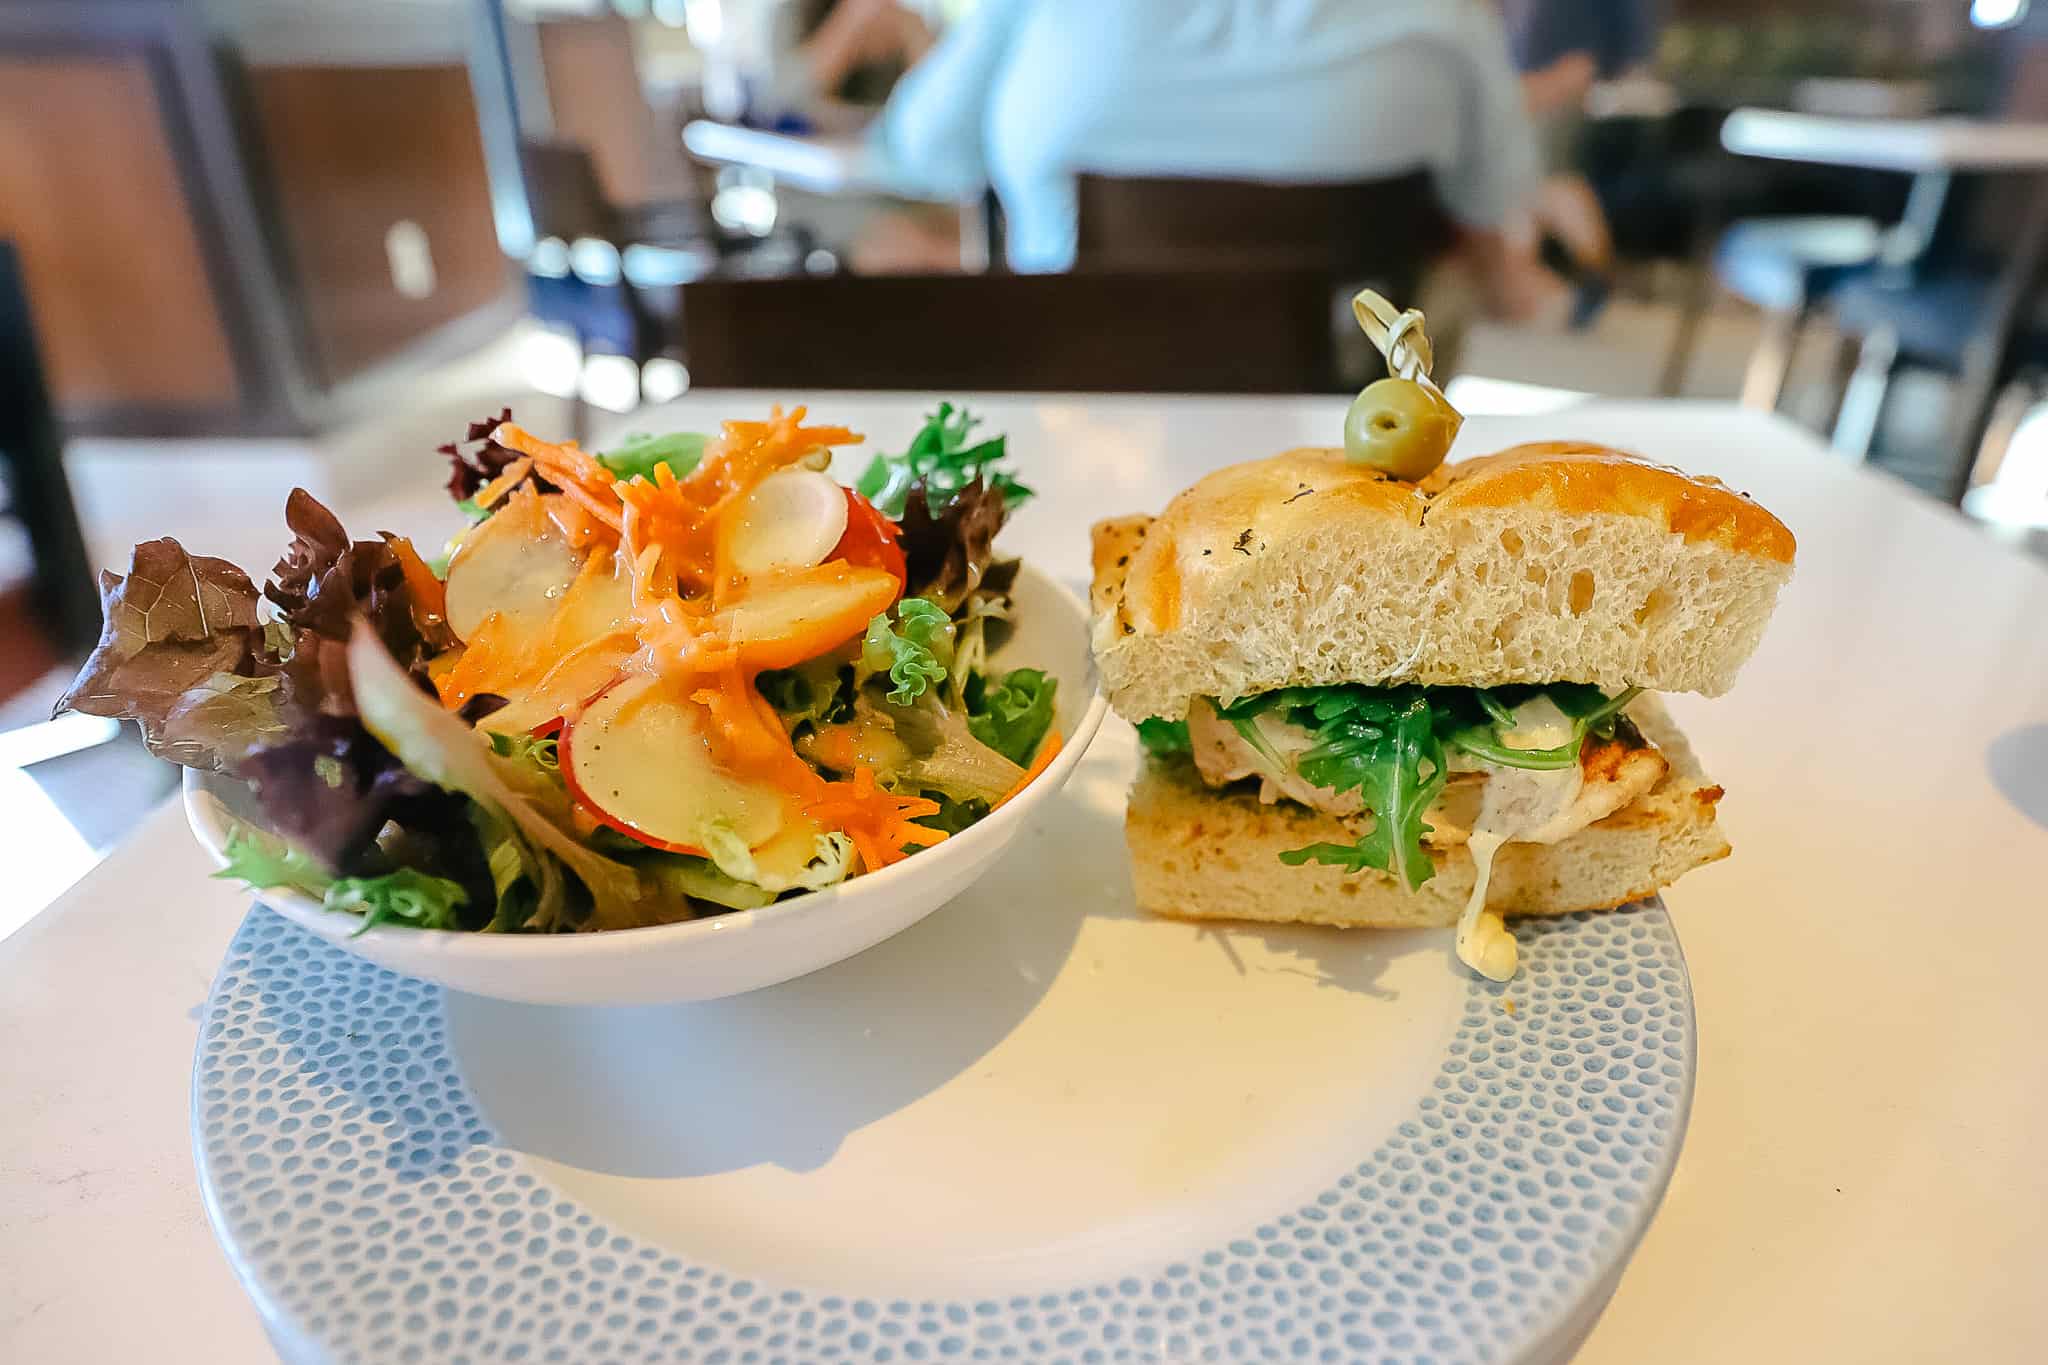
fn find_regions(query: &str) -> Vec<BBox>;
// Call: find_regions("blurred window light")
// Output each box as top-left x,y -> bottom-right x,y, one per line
1964,399 -> 2048,529
684,0 -> 723,46
1974,0 -> 2030,29
641,358 -> 690,404
568,236 -> 623,285
0,768 -> 102,945
1441,375 -> 1590,417
711,183 -> 779,237
519,326 -> 584,398
0,714 -> 120,771
529,236 -> 572,278
623,241 -> 718,287
582,354 -> 643,413
385,220 -> 438,299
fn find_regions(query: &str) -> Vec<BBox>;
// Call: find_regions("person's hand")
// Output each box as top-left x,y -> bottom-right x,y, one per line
808,0 -> 934,93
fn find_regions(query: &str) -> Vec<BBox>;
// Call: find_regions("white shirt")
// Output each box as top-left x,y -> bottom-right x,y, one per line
868,0 -> 1540,272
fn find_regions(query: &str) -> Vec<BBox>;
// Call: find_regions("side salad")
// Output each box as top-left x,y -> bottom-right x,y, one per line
59,403 -> 1060,934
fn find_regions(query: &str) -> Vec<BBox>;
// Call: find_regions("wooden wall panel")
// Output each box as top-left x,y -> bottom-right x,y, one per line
0,54 -> 240,409
536,16 -> 683,206
243,62 -> 507,386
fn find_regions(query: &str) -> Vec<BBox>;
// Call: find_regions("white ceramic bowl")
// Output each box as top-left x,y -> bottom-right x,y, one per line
183,563 -> 1107,1006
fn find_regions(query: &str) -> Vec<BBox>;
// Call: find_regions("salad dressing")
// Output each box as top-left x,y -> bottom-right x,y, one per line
1453,696 -> 1587,982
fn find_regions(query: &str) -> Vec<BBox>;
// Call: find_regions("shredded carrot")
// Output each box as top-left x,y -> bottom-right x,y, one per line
435,610 -> 518,709
805,765 -> 946,871
616,408 -> 861,603
471,457 -> 534,511
552,474 -> 625,534
495,423 -> 615,490
992,730 -> 1064,811
380,532 -> 448,634
468,410 -> 979,882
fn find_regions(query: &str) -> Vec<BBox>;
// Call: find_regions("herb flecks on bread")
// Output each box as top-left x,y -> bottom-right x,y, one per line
1089,439 -> 1792,983
1091,443 -> 1794,724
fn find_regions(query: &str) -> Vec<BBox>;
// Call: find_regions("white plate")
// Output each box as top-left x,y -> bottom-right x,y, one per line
194,721 -> 1696,1365
182,563 -> 1107,1006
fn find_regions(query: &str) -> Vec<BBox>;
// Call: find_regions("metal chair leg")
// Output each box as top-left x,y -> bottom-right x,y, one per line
1657,256 -> 1715,398
1963,375 -> 2038,495
1832,326 -> 1898,463
1739,303 -> 1810,413
1821,327 -> 1861,435
0,241 -> 100,658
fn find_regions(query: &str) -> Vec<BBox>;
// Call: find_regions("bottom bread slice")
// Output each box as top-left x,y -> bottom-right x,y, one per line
1127,706 -> 1731,928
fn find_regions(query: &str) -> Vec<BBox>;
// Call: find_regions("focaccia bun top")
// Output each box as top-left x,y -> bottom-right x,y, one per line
1089,441 -> 1794,722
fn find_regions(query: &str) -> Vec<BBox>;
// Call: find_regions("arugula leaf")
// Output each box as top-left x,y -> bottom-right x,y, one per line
1274,689 -> 1447,891
856,403 -> 1032,519
325,868 -> 469,935
861,598 -> 955,705
1440,684 -> 1642,771
598,431 -> 710,482
1213,681 -> 1642,889
1135,717 -> 1191,756
966,667 -> 1058,766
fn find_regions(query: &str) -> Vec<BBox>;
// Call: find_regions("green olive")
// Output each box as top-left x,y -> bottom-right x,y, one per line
1343,378 -> 1456,480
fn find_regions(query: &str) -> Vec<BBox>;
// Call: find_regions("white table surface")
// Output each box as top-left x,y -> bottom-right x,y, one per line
1721,108 -> 2048,172
682,119 -> 879,196
7,395 -> 2048,1363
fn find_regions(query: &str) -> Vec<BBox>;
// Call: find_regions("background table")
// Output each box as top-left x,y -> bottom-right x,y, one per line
681,119 -> 994,272
6,395 -> 2048,1363
1719,111 -> 2048,173
1721,109 -> 2048,487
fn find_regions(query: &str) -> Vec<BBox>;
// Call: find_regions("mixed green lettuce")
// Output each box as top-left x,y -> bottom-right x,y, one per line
861,597 -> 954,704
597,431 -> 709,482
67,401 -> 1050,935
216,826 -> 470,936
965,668 -> 1057,766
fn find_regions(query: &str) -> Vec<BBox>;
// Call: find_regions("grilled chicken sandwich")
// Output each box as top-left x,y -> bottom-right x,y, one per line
1089,441 -> 1794,980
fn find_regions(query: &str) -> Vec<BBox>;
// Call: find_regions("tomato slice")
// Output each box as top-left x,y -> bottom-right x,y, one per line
831,489 -> 906,586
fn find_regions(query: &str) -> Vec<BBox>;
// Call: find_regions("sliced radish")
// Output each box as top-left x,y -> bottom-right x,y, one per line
473,632 -> 636,737
724,468 -> 849,577
720,563 -> 899,672
561,675 -> 785,854
444,493 -> 584,642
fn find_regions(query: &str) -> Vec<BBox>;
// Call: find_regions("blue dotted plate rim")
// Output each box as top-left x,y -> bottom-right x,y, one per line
194,902 -> 1695,1365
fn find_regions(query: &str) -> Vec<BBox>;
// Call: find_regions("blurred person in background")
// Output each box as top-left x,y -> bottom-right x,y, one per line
858,0 -> 1553,318
1502,0 -> 1665,321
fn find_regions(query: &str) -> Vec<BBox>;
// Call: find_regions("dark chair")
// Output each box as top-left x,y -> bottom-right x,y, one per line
1711,216 -> 1887,409
1073,172 -> 1452,387
517,138 -> 687,367
1823,177 -> 2048,501
678,268 -> 1342,393
0,240 -> 100,665
1651,113 -> 1912,399
1825,266 -> 2048,496
1075,172 -> 1445,280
